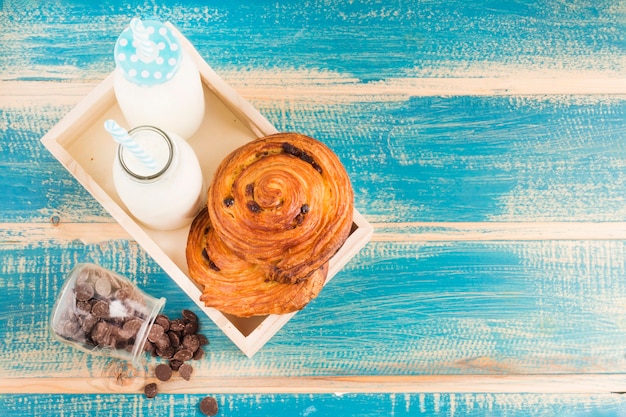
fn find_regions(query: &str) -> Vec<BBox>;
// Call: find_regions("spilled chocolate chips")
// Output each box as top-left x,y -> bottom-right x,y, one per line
143,309 -> 216,414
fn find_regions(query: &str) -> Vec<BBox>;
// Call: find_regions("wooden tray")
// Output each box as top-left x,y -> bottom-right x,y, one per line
40,23 -> 373,357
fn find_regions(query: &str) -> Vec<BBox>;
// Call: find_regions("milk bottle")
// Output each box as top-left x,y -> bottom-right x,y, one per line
106,121 -> 205,230
113,17 -> 205,140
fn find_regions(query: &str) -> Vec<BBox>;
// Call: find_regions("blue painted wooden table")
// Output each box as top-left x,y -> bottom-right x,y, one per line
1,0 -> 626,415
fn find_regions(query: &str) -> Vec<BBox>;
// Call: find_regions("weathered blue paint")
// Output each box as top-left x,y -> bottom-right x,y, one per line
3,393 -> 626,417
1,239 -> 626,378
1,97 -> 625,222
1,1 -> 624,79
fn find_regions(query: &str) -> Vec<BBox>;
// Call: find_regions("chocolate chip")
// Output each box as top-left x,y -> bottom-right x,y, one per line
94,276 -> 112,297
115,339 -> 128,350
147,323 -> 165,343
91,300 -> 109,318
74,282 -> 94,301
183,334 -> 200,353
223,196 -> 234,207
173,348 -> 194,362
118,288 -> 133,302
91,321 -> 112,347
208,258 -> 220,272
76,300 -> 92,314
299,151 -> 314,165
199,396 -> 218,416
157,345 -> 175,359
155,314 -> 170,332
311,161 -> 323,174
281,142 -> 322,174
245,183 -> 254,197
168,331 -> 181,349
247,201 -> 261,213
184,321 -> 199,336
193,346 -> 205,360
115,325 -> 135,341
179,363 -> 193,381
144,382 -> 158,399
169,359 -> 183,371
155,363 -> 172,382
143,340 -> 156,356
138,310 -> 210,394
300,204 -> 310,214
61,319 -> 81,339
170,319 -> 185,332
182,309 -> 198,322
154,333 -> 171,351
81,314 -> 98,333
282,142 -> 302,157
76,269 -> 91,285
201,248 -> 209,263
122,319 -> 143,337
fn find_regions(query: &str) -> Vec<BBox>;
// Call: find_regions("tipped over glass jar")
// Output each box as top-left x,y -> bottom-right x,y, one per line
50,263 -> 166,366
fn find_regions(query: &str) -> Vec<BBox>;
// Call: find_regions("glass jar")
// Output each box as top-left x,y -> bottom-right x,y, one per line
50,263 -> 166,366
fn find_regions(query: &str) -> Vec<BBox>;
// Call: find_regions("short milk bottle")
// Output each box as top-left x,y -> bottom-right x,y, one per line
107,121 -> 205,230
113,17 -> 205,140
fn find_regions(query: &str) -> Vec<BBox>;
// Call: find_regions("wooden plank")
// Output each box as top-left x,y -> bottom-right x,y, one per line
1,239 -> 626,379
3,374 -> 626,394
4,221 -> 626,245
371,222 -> 626,241
2,95 -> 625,223
1,1 -> 623,80
1,392 -> 626,416
3,78 -> 626,105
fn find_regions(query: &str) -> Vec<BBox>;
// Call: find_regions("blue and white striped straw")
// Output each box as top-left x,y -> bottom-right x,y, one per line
130,17 -> 155,60
104,120 -> 158,170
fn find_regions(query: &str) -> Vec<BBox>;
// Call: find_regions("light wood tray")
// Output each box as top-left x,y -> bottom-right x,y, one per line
41,23 -> 373,357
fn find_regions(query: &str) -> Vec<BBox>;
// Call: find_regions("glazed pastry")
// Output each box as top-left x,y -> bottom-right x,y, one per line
207,132 -> 354,284
186,207 -> 327,317
185,132 -> 354,317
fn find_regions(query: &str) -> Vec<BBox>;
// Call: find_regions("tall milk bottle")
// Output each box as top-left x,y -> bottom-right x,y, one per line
113,17 -> 205,140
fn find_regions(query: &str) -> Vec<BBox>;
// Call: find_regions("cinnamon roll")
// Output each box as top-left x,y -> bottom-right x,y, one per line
186,207 -> 327,317
186,132 -> 353,317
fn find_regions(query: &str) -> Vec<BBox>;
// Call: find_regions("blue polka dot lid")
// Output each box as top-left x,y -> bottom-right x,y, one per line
114,17 -> 182,87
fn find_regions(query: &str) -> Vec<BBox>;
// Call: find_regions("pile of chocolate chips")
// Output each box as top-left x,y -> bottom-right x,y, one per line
142,309 -> 218,416
144,309 -> 207,364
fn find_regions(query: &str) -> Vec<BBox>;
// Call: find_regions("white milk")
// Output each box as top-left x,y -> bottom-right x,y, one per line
113,18 -> 205,140
112,126 -> 205,230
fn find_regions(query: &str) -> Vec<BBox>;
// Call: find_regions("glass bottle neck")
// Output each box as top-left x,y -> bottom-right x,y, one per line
118,126 -> 174,181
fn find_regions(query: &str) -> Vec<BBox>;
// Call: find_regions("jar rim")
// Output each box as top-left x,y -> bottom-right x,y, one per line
118,125 -> 174,180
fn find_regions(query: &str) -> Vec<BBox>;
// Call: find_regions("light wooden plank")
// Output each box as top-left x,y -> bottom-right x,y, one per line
4,222 -> 626,245
371,222 -> 626,241
2,374 -> 626,394
2,78 -> 626,108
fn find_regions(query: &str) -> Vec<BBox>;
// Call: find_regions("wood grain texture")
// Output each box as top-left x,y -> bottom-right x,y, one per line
2,92 -> 626,223
1,0 -> 626,415
1,0 -> 624,80
2,237 -> 626,379
2,393 -> 626,417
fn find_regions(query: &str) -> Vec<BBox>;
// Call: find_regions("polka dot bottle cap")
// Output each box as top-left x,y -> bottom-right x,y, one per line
114,17 -> 182,87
